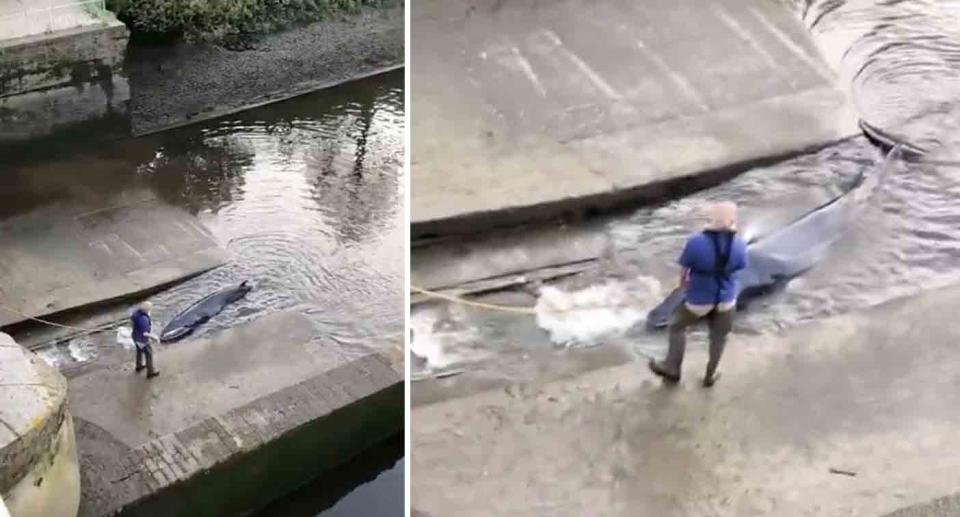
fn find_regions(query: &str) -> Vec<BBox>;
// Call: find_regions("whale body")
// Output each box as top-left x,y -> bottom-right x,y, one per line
160,281 -> 253,342
645,146 -> 900,330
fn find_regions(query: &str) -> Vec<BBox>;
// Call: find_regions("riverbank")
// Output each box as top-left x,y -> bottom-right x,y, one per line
0,1 -> 403,144
126,2 -> 404,136
109,0 -> 391,42
411,283 -> 960,516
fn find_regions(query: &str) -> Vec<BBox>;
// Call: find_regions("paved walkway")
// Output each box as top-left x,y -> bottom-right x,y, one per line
0,190 -> 227,327
0,0 -> 107,41
412,285 -> 960,516
411,0 -> 857,236
66,310 -> 403,516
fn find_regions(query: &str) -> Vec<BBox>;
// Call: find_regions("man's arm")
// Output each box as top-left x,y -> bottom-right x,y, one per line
677,237 -> 694,290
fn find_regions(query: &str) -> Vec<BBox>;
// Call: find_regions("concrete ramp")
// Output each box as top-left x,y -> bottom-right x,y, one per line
0,193 -> 228,327
412,0 -> 858,236
65,311 -> 403,517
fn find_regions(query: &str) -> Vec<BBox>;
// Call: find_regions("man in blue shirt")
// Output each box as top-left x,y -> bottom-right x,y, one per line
649,202 -> 748,387
131,301 -> 160,378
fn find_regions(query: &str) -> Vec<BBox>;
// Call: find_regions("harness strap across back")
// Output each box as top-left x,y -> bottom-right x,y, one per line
706,230 -> 734,306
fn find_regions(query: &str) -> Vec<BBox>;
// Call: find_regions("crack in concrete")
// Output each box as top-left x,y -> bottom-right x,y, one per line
0,415 -> 22,438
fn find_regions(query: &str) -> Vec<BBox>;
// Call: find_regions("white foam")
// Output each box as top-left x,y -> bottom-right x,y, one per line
410,309 -> 487,370
116,326 -> 135,350
67,338 -> 97,363
35,348 -> 63,369
535,276 -> 662,347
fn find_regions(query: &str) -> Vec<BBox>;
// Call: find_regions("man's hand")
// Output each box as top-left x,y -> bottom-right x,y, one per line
678,267 -> 690,291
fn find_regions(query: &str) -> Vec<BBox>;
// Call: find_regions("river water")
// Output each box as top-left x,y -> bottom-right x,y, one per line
251,435 -> 404,517
2,70 -> 404,515
412,0 -> 960,369
11,70 -> 404,360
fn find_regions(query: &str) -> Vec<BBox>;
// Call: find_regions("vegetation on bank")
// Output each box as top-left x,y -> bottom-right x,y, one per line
107,0 -> 394,41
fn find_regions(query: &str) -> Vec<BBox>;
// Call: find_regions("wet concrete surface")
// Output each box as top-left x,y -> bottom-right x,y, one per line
412,283 -> 960,516
65,310 -> 329,446
882,495 -> 960,517
411,340 -> 634,408
411,0 -> 857,236
0,190 -> 227,327
412,220 -> 609,294
66,309 -> 403,517
126,3 -> 404,136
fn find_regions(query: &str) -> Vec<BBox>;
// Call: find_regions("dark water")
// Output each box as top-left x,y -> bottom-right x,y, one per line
412,0 -> 960,365
791,0 -> 960,150
251,436 -> 404,517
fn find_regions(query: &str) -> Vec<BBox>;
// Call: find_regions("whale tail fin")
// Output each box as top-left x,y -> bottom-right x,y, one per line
852,144 -> 901,206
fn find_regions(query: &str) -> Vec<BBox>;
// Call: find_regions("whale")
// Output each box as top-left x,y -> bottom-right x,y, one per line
160,281 -> 253,342
645,146 -> 900,330
859,119 -> 927,156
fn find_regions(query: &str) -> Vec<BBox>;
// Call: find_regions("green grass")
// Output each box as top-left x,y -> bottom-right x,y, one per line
107,0 -> 393,41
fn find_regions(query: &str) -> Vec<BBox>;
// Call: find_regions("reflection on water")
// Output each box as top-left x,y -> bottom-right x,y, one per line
250,436 -> 403,517
2,70 -> 404,358
793,0 -> 960,149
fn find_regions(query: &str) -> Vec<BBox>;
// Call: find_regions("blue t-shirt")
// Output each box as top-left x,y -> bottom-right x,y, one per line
678,230 -> 748,305
131,309 -> 151,343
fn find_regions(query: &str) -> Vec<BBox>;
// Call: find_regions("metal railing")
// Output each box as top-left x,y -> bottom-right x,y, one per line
0,0 -> 107,38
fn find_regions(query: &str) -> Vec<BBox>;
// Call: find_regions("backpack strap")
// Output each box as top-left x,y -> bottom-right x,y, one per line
706,230 -> 734,306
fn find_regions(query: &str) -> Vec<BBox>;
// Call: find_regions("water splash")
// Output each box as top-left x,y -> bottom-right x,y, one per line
534,276 -> 662,348
410,307 -> 489,370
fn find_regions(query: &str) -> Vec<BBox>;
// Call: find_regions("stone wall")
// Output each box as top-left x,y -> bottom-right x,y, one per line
0,332 -> 80,517
0,19 -> 128,97
0,14 -> 129,141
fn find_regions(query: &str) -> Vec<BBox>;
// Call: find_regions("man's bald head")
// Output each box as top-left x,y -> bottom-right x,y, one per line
705,201 -> 738,231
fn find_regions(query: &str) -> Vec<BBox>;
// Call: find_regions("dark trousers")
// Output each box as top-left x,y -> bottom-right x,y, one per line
663,304 -> 733,378
135,341 -> 156,374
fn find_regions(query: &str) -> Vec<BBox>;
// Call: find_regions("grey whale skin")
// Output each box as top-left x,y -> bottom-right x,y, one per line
160,281 -> 253,342
645,145 -> 900,330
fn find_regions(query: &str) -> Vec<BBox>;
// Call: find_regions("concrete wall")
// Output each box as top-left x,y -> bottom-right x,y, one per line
0,15 -> 129,141
0,332 -> 80,517
0,19 -> 128,97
